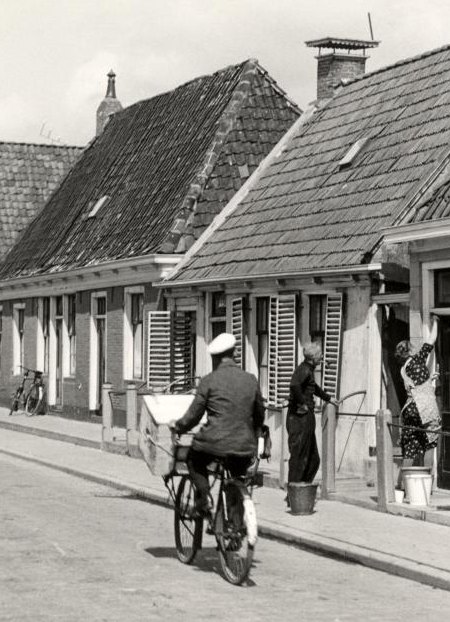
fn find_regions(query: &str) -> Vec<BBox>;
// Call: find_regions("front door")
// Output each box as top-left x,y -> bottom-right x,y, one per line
96,315 -> 106,410
437,316 -> 450,488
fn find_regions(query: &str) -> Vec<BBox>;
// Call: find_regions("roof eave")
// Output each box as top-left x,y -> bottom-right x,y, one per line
0,253 -> 181,299
157,263 -> 383,289
383,218 -> 450,244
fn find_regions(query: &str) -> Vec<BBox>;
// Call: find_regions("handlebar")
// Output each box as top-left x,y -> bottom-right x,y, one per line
18,365 -> 43,376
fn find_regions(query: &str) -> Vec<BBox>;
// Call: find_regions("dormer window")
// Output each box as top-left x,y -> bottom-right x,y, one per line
339,136 -> 370,170
88,195 -> 110,218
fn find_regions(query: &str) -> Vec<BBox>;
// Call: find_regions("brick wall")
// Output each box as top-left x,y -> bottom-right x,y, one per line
0,283 -> 162,419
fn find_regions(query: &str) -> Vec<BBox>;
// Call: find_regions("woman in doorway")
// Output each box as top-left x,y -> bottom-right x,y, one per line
395,315 -> 441,469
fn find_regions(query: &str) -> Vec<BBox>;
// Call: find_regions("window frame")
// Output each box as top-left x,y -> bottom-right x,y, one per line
66,293 -> 77,377
210,291 -> 227,339
256,296 -> 270,400
13,302 -> 25,376
123,286 -> 145,381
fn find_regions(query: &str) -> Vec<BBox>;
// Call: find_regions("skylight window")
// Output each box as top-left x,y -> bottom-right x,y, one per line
87,195 -> 110,218
339,136 -> 370,170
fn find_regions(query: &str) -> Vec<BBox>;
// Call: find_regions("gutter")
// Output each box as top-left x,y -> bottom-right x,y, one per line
157,263 -> 383,289
0,253 -> 181,292
383,218 -> 450,244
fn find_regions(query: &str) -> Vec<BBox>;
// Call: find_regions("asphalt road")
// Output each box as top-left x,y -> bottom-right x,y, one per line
2,453 -> 450,622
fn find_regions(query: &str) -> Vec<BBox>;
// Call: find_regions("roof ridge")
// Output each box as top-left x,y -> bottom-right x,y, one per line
252,60 -> 302,113
0,140 -> 83,149
343,42 -> 450,89
123,59 -> 253,114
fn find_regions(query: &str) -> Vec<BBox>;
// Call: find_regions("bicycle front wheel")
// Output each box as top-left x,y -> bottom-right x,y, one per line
25,385 -> 43,416
174,475 -> 203,564
8,392 -> 21,416
215,481 -> 255,585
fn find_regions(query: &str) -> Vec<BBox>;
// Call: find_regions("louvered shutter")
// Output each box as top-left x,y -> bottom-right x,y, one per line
323,293 -> 343,398
147,311 -> 172,389
268,295 -> 297,407
231,297 -> 245,369
172,311 -> 194,389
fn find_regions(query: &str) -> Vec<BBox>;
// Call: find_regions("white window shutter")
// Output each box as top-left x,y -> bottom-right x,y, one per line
231,297 -> 245,369
323,293 -> 343,398
172,311 -> 194,388
147,311 -> 172,389
268,295 -> 297,407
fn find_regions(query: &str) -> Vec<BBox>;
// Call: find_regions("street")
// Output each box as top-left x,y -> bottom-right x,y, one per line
1,454 -> 449,621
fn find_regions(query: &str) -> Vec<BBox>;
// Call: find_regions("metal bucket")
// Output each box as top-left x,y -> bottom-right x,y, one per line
400,466 -> 432,504
287,482 -> 318,515
403,473 -> 432,506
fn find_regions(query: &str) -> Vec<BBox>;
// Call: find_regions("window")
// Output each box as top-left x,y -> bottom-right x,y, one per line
55,296 -> 64,404
309,295 -> 326,354
210,291 -> 226,338
42,297 -> 50,374
13,303 -> 25,375
131,293 -> 144,379
87,195 -> 110,218
67,294 -> 76,375
434,269 -> 450,307
339,136 -> 370,170
256,297 -> 269,399
124,288 -> 144,380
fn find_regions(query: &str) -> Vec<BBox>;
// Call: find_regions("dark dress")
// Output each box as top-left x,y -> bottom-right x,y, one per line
400,343 -> 439,459
287,361 -> 331,483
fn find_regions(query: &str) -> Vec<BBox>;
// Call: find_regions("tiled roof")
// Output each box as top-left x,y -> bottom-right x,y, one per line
409,177 -> 450,223
168,44 -> 450,284
0,142 -> 82,261
0,60 -> 299,279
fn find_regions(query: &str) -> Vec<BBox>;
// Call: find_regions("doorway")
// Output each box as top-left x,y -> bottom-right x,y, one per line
437,316 -> 450,488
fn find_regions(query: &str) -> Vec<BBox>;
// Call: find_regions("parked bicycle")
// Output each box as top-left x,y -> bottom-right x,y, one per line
9,366 -> 46,417
164,435 -> 259,586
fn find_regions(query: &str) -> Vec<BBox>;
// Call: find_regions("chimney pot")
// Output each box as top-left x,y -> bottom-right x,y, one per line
306,37 -> 379,101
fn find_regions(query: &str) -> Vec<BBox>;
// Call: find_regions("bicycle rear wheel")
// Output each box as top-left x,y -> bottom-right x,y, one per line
174,475 -> 203,564
215,481 -> 255,585
25,385 -> 43,416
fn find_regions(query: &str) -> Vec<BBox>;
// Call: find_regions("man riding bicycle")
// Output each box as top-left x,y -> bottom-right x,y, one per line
172,332 -> 265,517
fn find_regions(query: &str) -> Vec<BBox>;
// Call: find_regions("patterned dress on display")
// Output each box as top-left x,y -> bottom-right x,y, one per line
400,343 -> 440,459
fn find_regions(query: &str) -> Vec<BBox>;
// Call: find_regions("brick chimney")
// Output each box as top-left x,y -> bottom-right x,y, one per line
305,37 -> 379,101
96,70 -> 123,135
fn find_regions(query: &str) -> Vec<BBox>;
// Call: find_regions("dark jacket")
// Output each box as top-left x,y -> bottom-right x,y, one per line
288,360 -> 331,417
175,358 -> 265,456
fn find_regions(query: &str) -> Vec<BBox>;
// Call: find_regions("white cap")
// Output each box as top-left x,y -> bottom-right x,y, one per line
207,332 -> 236,355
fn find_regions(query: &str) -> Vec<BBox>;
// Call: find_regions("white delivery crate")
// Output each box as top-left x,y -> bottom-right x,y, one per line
139,394 -> 195,476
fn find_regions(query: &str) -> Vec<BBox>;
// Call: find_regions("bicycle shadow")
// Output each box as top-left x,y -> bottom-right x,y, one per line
144,545 -> 258,587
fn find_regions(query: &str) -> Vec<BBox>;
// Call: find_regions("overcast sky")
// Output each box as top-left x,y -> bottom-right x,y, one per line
1,0 -> 450,146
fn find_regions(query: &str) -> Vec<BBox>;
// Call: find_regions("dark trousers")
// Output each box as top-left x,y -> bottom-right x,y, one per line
287,411 -> 320,483
187,449 -> 253,511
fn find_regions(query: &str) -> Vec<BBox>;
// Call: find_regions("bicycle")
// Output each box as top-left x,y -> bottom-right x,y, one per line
9,366 -> 46,417
164,438 -> 259,585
